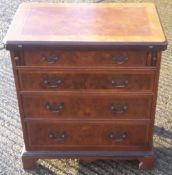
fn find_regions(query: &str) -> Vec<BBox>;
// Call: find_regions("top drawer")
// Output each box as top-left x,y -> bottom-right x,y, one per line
20,49 -> 149,67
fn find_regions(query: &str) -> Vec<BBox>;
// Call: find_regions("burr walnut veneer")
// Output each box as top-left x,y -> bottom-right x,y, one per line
4,3 -> 167,170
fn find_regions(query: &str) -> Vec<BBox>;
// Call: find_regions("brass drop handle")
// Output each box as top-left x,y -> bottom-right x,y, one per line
108,132 -> 127,142
42,76 -> 63,88
112,56 -> 128,64
111,79 -> 128,88
48,132 -> 66,142
46,102 -> 64,113
42,55 -> 59,64
111,103 -> 128,114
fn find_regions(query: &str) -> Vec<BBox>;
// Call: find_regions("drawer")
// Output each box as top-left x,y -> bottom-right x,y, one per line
26,120 -> 150,151
22,93 -> 152,119
22,49 -> 149,67
18,69 -> 154,91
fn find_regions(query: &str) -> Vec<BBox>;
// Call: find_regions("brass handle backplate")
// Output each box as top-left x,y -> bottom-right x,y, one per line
48,132 -> 66,142
111,103 -> 128,114
112,56 -> 128,64
42,55 -> 59,64
108,132 -> 127,142
42,76 -> 63,88
111,79 -> 128,88
46,102 -> 64,113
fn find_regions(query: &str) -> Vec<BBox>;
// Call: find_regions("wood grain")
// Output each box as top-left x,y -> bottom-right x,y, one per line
25,120 -> 150,151
22,49 -> 149,67
18,69 -> 155,91
5,2 -> 168,170
21,93 -> 152,119
4,3 -> 167,48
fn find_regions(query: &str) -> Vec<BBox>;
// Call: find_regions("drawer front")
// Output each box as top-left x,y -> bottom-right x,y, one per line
22,93 -> 152,119
18,69 -> 154,91
22,49 -> 149,67
26,121 -> 150,150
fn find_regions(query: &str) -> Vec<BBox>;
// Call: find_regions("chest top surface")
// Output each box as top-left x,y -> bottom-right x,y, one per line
4,3 -> 167,49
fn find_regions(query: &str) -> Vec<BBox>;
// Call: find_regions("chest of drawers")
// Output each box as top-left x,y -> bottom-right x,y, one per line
4,3 -> 167,170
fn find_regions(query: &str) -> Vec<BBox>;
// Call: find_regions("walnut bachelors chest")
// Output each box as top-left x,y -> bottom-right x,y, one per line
4,3 -> 167,170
